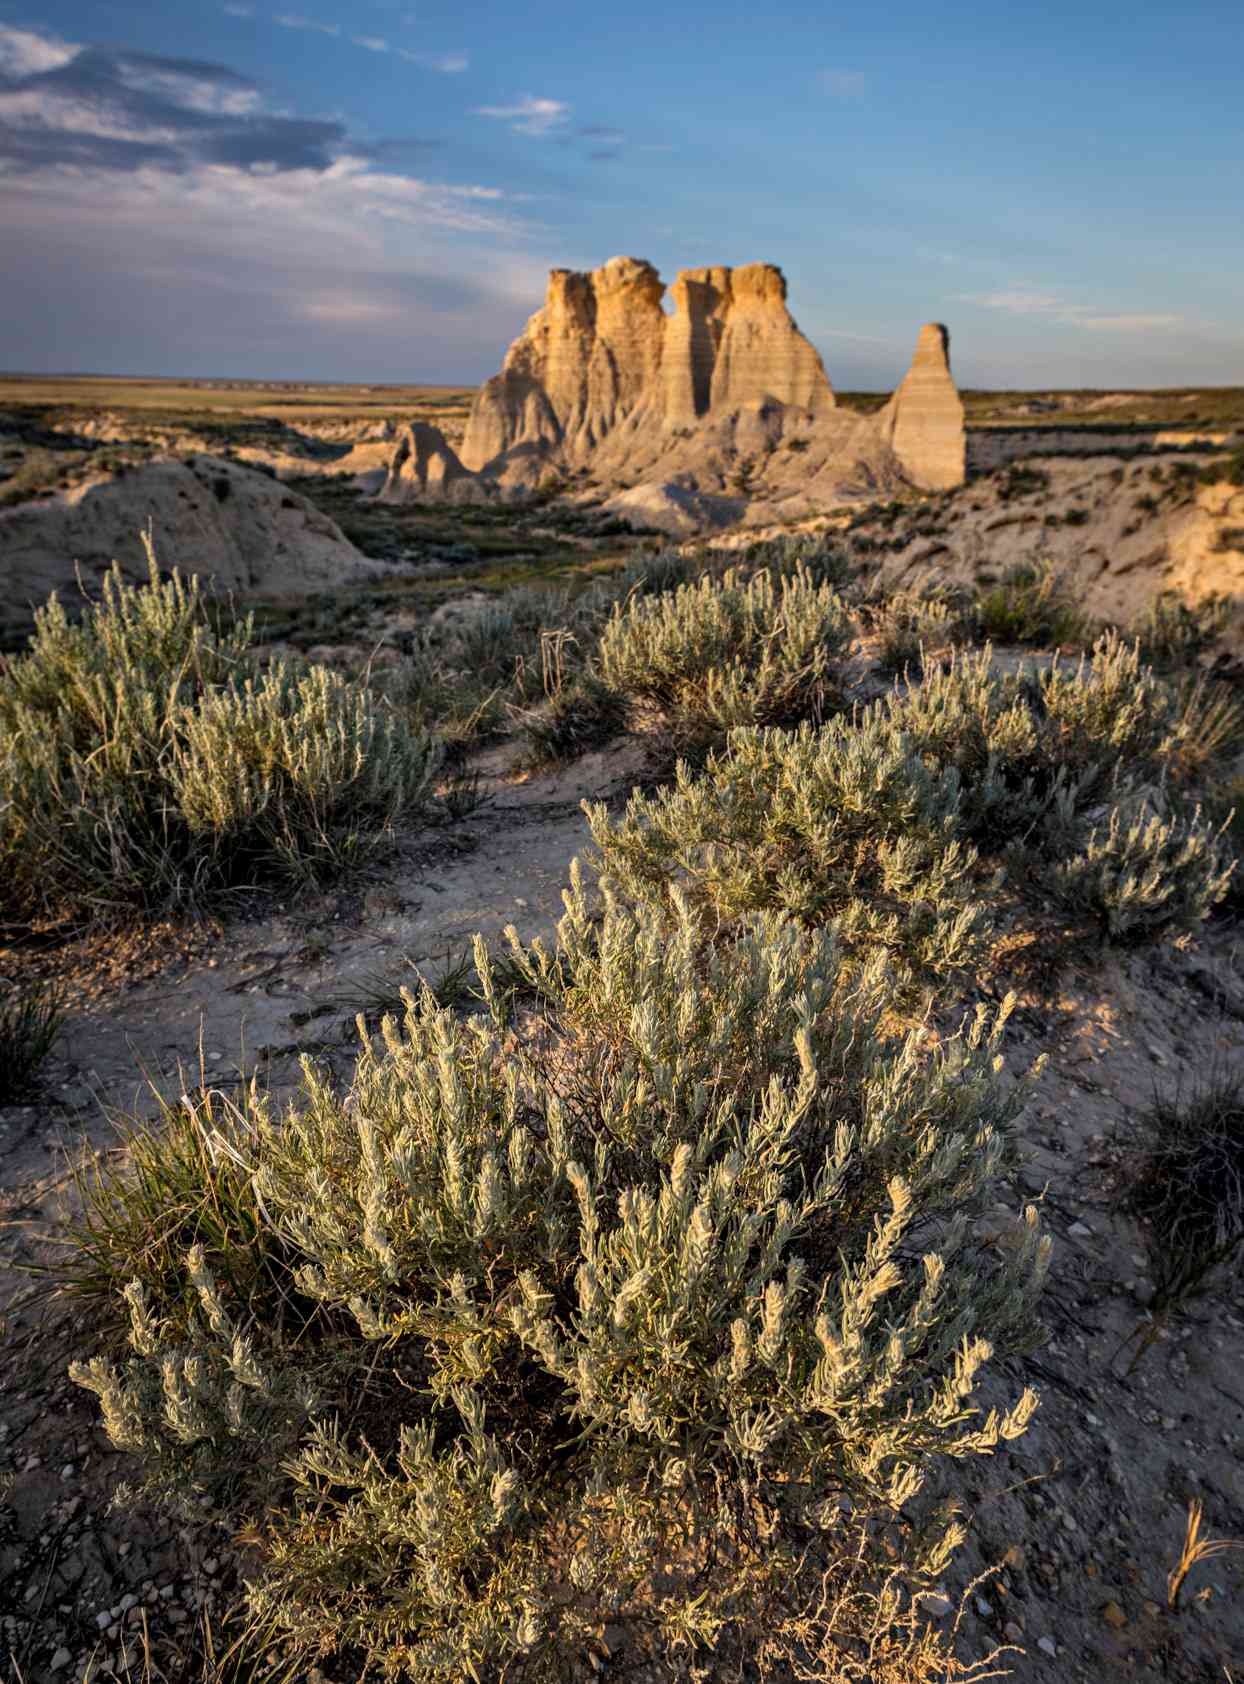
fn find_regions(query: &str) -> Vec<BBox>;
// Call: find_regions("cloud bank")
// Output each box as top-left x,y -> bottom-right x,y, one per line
0,22 -> 548,380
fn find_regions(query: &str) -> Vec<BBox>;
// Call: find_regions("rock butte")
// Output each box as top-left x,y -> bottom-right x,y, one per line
876,323 -> 965,492
383,258 -> 966,523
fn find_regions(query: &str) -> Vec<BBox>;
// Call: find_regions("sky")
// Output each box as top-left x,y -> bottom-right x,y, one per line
1,1 -> 1242,390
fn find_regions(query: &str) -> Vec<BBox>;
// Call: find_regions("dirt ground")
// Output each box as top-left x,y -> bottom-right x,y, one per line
0,719 -> 1240,1683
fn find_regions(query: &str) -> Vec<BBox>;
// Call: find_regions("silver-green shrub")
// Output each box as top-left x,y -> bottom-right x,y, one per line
1043,795 -> 1234,942
72,878 -> 1046,1680
585,719 -> 991,983
598,564 -> 853,746
585,632 -> 1236,965
0,549 -> 440,921
889,635 -> 1240,810
171,661 -> 440,881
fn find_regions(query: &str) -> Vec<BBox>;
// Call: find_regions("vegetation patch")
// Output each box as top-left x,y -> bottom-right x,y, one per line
67,885 -> 1045,1681
0,548 -> 440,927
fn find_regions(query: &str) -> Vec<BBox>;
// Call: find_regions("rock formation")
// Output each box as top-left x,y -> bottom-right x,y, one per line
458,256 -> 833,473
379,422 -> 494,504
875,323 -> 966,491
387,259 -> 967,524
0,455 -> 378,640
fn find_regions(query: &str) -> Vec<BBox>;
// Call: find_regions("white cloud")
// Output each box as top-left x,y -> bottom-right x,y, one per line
222,4 -> 254,15
4,152 -> 523,240
474,95 -> 569,136
820,328 -> 895,346
0,85 -> 182,146
968,290 -> 1184,332
0,23 -> 79,77
352,35 -> 389,53
114,59 -> 263,118
300,292 -> 405,324
972,290 -> 1068,317
1074,313 -> 1184,331
819,69 -> 866,98
274,14 -> 340,36
397,49 -> 469,73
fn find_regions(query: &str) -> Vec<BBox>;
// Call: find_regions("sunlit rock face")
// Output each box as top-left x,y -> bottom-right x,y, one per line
410,260 -> 967,515
458,257 -> 834,471
875,323 -> 966,491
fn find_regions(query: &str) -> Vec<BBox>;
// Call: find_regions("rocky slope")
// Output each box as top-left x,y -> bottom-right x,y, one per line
0,454 -> 379,637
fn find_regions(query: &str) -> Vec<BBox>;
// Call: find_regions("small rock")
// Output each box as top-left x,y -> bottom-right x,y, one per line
1003,1544 -> 1026,1571
1067,1221 -> 1092,1239
1142,1599 -> 1161,1617
1003,1620 -> 1024,1642
975,1597 -> 994,1617
1102,1600 -> 1128,1629
95,1612 -> 111,1632
922,1591 -> 953,1617
1037,1636 -> 1058,1657
50,1649 -> 72,1672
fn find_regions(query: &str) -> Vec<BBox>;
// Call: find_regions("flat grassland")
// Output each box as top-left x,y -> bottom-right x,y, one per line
5,373 -> 1244,433
0,373 -> 474,430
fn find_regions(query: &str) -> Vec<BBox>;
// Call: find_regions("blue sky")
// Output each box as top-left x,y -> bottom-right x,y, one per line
1,1 -> 1242,389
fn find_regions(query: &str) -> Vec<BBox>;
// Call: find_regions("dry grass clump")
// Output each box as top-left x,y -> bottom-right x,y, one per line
1122,1073 -> 1244,1336
0,981 -> 63,1102
0,546 -> 440,926
65,875 -> 1046,1681
970,562 -> 1090,648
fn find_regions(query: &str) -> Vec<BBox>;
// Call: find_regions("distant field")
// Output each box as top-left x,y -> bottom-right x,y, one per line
4,374 -> 1243,432
837,386 -> 1244,428
0,374 -> 474,426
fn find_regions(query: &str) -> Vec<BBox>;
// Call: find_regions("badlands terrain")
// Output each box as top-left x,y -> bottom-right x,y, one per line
1,267 -> 1243,1684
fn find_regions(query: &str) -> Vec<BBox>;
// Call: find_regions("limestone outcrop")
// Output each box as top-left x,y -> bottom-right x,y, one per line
394,258 -> 966,525
379,422 -> 495,505
458,257 -> 833,473
875,324 -> 966,491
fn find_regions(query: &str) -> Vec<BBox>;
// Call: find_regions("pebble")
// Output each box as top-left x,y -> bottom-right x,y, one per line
1037,1636 -> 1058,1657
975,1597 -> 994,1617
94,1612 -> 111,1632
1102,1600 -> 1128,1629
1067,1220 -> 1092,1239
1003,1620 -> 1024,1642
50,1649 -> 71,1672
922,1591 -> 953,1617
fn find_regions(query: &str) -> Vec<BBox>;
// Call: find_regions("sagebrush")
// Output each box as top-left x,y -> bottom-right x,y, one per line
0,548 -> 440,923
598,563 -> 852,750
71,876 -> 1046,1681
